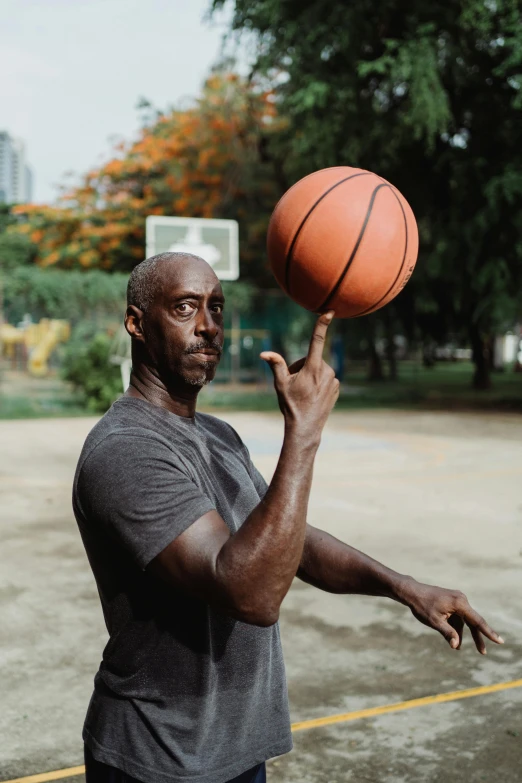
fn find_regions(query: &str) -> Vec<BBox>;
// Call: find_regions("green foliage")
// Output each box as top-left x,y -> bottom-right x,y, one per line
2,267 -> 127,324
0,204 -> 15,233
0,232 -> 35,270
221,280 -> 257,313
213,0 -> 522,387
60,326 -> 122,413
2,261 -> 257,332
357,27 -> 452,151
0,204 -> 37,271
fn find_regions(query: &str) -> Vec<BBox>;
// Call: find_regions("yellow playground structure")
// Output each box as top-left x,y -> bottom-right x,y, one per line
1,318 -> 71,376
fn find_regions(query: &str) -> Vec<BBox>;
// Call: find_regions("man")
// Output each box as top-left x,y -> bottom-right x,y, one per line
73,252 -> 503,783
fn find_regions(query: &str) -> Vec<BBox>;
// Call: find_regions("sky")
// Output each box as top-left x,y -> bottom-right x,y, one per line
1,0 -> 235,203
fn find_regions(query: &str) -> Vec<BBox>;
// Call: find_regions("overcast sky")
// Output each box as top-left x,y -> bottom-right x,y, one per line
1,0 -> 234,203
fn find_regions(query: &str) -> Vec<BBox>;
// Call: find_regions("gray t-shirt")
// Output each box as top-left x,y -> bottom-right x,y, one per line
73,397 -> 292,783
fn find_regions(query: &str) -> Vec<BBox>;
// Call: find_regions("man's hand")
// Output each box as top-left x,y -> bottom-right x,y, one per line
260,311 -> 339,444
399,578 -> 504,654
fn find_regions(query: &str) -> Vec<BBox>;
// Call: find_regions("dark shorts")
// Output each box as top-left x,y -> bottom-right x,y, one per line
84,745 -> 267,783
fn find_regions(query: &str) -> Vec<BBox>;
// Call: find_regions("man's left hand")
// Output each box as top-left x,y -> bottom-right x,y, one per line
398,578 -> 504,654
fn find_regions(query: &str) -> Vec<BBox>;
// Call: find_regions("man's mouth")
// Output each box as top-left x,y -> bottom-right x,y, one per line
188,347 -> 221,360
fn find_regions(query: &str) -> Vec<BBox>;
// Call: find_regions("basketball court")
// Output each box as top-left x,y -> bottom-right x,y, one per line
1,409 -> 521,782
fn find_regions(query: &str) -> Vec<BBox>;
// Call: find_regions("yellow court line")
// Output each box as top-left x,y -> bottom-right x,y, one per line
1,767 -> 86,783
3,679 -> 522,783
291,678 -> 522,732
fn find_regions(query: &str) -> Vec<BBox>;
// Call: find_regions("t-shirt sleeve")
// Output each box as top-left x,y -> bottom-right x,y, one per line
249,461 -> 269,499
76,433 -> 216,570
240,441 -> 269,499
219,419 -> 269,500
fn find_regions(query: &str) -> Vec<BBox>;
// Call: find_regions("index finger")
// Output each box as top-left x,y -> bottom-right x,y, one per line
461,605 -> 504,645
306,310 -> 335,367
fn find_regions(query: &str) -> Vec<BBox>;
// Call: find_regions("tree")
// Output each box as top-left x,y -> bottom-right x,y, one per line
0,233 -> 35,271
213,0 -> 522,388
11,73 -> 282,286
2,267 -> 128,325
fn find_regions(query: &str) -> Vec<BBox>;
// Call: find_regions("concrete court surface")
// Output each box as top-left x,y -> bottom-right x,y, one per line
1,409 -> 521,783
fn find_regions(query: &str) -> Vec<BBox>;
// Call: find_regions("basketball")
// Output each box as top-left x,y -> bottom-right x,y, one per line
267,166 -> 419,318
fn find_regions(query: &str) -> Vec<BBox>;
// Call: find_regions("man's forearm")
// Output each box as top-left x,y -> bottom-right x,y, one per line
297,524 -> 413,603
216,426 -> 319,625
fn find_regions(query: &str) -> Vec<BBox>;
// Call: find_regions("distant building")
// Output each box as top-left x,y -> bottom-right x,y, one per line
0,131 -> 15,203
24,165 -> 33,203
0,131 -> 33,203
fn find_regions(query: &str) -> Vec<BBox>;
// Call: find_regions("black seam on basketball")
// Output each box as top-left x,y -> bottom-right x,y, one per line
351,187 -> 409,318
318,183 -> 389,311
284,171 -> 371,294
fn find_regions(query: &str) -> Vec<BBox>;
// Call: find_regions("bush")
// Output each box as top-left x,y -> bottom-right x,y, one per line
61,327 -> 122,413
2,267 -> 127,325
0,232 -> 35,270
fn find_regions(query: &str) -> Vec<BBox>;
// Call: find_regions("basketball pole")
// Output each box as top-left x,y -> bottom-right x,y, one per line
230,308 -> 240,385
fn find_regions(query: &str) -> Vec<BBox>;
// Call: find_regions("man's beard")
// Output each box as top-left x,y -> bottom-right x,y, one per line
181,361 -> 216,387
181,339 -> 222,387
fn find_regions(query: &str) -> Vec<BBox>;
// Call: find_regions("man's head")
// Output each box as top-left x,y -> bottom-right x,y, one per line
125,252 -> 224,389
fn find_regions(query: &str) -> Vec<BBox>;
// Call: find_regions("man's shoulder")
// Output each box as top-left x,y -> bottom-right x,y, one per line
76,400 -> 173,473
196,411 -> 244,446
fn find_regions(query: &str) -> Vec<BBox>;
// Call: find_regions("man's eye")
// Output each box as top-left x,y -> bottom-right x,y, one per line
177,303 -> 193,313
212,304 -> 224,314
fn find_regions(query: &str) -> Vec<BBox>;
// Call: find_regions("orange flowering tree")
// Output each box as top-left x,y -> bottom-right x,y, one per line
13,73 -> 284,283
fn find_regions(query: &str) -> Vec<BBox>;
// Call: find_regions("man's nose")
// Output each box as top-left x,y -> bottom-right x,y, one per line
195,306 -> 220,339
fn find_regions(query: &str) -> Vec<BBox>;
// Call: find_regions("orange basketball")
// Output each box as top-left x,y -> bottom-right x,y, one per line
266,166 -> 418,318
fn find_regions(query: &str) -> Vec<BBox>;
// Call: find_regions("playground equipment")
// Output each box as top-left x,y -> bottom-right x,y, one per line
0,318 -> 70,376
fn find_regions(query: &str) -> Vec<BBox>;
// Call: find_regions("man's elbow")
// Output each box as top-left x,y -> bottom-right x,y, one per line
215,561 -> 281,627
232,597 -> 280,627
241,607 -> 280,627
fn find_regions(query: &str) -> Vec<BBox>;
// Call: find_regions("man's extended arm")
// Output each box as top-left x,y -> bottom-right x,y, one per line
298,524 -> 410,597
149,313 -> 339,627
298,524 -> 504,654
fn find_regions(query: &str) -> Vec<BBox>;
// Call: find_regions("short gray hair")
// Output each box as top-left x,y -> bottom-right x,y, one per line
127,252 -> 203,312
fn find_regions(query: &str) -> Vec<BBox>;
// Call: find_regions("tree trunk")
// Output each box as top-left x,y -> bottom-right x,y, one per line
487,334 -> 499,371
386,341 -> 397,380
422,343 -> 436,368
470,324 -> 492,390
385,312 -> 397,381
367,337 -> 384,381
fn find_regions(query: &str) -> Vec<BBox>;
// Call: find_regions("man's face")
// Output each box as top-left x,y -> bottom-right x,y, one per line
137,258 -> 225,388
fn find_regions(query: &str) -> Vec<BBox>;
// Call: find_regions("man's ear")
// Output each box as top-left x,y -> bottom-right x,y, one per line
125,305 -> 146,343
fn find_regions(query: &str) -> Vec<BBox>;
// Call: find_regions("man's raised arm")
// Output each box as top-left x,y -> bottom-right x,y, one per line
148,312 -> 339,626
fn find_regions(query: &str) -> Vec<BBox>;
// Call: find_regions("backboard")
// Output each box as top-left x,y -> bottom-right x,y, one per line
145,216 -> 239,280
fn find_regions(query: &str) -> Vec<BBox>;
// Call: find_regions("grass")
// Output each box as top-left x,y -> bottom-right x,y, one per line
340,360 -> 522,411
1,361 -> 521,419
0,370 -> 87,420
199,361 -> 522,413
0,394 -> 87,419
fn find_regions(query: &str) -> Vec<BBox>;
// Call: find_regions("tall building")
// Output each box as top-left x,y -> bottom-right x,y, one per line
0,131 -> 33,203
0,131 -> 15,203
12,138 -> 27,203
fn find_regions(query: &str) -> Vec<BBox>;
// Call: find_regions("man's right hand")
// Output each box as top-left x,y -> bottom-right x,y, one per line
260,311 -> 340,443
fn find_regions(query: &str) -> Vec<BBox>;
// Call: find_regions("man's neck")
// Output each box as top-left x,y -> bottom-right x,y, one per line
125,365 -> 199,418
